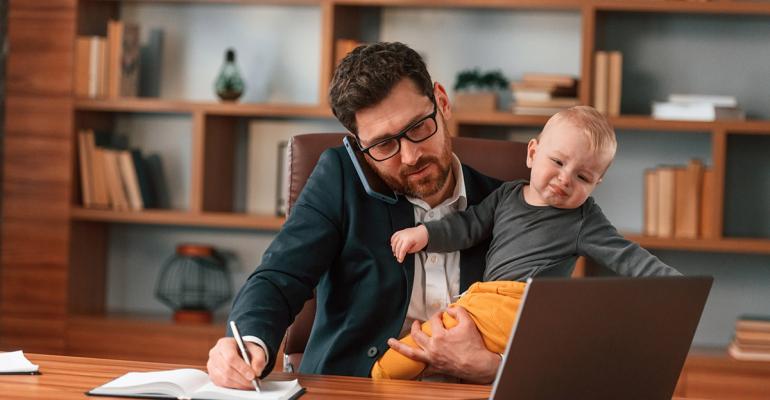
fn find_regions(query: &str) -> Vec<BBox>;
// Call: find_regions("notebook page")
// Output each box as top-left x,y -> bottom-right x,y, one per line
93,368 -> 210,397
194,379 -> 302,400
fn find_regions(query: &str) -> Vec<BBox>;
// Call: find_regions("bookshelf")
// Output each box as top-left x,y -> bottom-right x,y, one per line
3,1 -> 770,395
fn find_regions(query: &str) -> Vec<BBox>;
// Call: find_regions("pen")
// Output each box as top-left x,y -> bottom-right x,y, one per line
229,320 -> 261,392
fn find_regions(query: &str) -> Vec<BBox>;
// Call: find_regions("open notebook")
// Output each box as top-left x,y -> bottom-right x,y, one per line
87,368 -> 304,400
0,350 -> 40,375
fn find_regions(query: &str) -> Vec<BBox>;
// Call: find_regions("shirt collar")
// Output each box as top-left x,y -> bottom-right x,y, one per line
405,154 -> 467,211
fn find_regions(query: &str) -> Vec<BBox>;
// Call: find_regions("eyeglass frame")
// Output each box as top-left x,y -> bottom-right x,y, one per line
355,99 -> 439,162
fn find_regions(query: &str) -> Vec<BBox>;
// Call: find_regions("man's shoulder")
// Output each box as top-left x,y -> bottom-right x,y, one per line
459,164 -> 506,204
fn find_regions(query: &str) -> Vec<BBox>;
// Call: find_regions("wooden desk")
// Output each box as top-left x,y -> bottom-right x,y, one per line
1,354 -> 491,399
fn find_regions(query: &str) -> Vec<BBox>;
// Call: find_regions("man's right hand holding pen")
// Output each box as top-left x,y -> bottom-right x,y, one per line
207,337 -> 267,389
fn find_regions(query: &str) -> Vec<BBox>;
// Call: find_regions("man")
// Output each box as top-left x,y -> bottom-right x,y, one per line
207,42 -> 504,387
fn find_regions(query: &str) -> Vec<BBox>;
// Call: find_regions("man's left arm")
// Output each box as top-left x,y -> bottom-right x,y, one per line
386,307 -> 501,384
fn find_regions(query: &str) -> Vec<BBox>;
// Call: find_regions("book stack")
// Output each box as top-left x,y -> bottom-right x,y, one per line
593,51 -> 623,116
652,94 -> 745,121
75,20 -> 140,99
510,73 -> 579,116
643,159 -> 715,239
728,316 -> 770,362
77,129 -> 157,211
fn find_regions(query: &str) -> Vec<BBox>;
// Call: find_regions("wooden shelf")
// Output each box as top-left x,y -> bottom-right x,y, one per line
70,208 -> 285,231
624,234 -> 770,255
455,111 -> 551,127
611,115 -> 770,134
75,98 -> 334,119
90,0 -> 320,5
456,112 -> 770,134
83,0 -> 770,14
594,0 -> 770,16
332,0 -> 583,10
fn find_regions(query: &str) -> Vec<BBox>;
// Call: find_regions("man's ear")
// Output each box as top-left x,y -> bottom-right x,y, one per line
434,82 -> 452,120
526,138 -> 538,168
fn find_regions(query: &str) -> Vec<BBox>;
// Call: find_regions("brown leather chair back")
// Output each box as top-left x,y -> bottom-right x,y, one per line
282,133 -> 530,372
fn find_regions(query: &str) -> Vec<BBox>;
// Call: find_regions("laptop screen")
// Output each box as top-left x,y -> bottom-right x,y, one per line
489,276 -> 712,400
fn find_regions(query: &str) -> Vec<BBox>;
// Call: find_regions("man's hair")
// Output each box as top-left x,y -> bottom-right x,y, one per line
542,105 -> 617,157
329,42 -> 434,135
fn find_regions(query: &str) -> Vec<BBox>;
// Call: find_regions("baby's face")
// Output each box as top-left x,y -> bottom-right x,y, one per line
526,120 -> 614,209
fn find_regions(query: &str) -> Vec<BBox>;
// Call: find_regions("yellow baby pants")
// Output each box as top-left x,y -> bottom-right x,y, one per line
371,280 -> 527,380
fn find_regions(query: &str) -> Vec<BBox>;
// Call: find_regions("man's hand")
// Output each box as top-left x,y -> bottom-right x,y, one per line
207,337 -> 267,389
391,225 -> 429,263
386,307 -> 501,384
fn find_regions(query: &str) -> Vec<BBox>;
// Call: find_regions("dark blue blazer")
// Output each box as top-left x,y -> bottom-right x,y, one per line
228,146 -> 502,377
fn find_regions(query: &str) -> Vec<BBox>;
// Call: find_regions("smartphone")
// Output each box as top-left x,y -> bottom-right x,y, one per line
343,136 -> 399,204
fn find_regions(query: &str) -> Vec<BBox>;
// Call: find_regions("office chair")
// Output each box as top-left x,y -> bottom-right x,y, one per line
282,133 -> 530,372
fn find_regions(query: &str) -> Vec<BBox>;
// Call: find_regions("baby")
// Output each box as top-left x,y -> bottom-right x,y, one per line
371,105 -> 681,380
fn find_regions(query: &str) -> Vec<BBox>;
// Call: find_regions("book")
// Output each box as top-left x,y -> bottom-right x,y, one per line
735,329 -> 770,345
145,154 -> 171,209
728,341 -> 770,362
78,130 -> 95,207
737,315 -> 770,333
117,150 -> 144,211
674,159 -> 703,239
644,168 -> 658,236
511,79 -> 578,99
75,37 -> 107,98
0,351 -> 40,375
131,150 -> 157,209
139,28 -> 164,97
514,97 -> 580,108
668,94 -> 737,108
521,72 -> 576,87
607,51 -> 623,117
511,105 -> 566,116
87,368 -> 303,400
107,20 -> 140,98
699,168 -> 716,239
102,149 -> 130,211
656,167 -> 677,238
511,88 -> 552,102
652,101 -> 745,121
593,51 -> 609,114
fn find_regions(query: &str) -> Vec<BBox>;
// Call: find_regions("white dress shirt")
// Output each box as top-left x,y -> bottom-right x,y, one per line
400,154 -> 466,338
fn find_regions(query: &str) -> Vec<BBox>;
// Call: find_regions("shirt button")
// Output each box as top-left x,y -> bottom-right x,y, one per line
367,346 -> 379,358
430,255 -> 436,263
428,211 -> 434,218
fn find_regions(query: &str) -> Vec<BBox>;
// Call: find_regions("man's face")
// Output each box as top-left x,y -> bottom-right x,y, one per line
355,79 -> 454,201
526,119 -> 613,209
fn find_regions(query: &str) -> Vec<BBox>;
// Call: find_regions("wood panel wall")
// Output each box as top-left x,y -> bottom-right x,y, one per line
1,0 -> 76,353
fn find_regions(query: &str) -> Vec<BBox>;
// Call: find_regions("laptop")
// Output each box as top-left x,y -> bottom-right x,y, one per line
489,276 -> 712,400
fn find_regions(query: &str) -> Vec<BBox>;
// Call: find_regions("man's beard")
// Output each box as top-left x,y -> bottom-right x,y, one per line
371,134 -> 453,200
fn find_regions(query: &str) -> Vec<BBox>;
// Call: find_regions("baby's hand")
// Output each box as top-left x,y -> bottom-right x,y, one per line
390,225 -> 429,263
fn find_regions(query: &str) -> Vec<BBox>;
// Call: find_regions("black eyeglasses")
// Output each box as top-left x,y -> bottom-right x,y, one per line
356,101 -> 439,162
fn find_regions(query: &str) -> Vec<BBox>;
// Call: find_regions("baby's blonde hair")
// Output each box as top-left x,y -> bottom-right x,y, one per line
541,105 -> 617,158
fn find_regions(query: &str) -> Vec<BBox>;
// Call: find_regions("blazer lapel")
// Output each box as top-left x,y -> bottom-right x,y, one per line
388,197 -> 416,299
